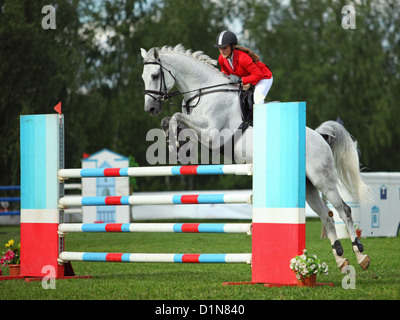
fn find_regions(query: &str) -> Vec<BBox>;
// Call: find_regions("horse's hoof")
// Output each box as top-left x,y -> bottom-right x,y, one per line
161,117 -> 171,130
339,259 -> 349,271
359,255 -> 370,270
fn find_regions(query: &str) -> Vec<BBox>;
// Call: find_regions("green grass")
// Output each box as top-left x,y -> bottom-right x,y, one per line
0,219 -> 399,300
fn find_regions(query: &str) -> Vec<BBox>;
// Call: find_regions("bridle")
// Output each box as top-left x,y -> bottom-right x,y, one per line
143,60 -> 178,103
144,59 -> 241,114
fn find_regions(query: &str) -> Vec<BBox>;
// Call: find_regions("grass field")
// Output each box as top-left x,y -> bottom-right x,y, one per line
0,218 -> 399,302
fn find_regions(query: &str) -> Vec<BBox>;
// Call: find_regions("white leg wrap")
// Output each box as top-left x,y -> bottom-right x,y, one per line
332,249 -> 349,269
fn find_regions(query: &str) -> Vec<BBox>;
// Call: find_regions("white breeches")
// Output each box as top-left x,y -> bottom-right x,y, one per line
254,77 -> 273,104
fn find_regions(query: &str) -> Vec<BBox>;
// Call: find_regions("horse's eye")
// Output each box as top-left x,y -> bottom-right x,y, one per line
151,73 -> 160,80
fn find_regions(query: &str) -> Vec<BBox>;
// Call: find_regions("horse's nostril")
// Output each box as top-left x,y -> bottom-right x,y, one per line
145,105 -> 155,115
145,102 -> 161,116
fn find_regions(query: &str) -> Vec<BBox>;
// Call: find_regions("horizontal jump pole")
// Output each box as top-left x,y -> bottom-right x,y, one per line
58,223 -> 252,234
58,192 -> 253,207
58,164 -> 252,179
0,211 -> 20,216
58,252 -> 252,264
64,183 -> 82,190
0,197 -> 20,202
0,186 -> 20,191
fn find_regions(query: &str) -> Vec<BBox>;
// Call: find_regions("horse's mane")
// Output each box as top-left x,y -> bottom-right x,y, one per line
152,44 -> 219,70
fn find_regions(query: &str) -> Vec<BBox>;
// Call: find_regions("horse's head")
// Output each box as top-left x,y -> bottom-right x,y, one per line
141,47 -> 176,116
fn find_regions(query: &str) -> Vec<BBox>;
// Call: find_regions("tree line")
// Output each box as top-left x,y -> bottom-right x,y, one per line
1,0 -> 399,192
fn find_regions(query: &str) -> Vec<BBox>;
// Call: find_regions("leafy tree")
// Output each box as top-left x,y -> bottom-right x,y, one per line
2,0 -> 399,193
240,0 -> 400,170
0,0 -> 92,185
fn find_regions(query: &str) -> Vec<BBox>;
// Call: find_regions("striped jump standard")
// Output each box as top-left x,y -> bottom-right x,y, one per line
252,102 -> 306,286
5,102 -> 306,286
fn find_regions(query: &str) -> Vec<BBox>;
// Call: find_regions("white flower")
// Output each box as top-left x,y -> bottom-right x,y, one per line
291,252 -> 330,279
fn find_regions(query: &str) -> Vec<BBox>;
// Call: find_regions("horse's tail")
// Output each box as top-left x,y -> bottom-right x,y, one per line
315,121 -> 373,206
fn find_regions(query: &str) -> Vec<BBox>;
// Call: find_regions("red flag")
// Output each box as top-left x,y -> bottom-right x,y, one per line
54,101 -> 62,114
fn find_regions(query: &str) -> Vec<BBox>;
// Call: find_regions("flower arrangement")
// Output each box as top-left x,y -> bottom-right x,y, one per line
290,249 -> 329,280
0,239 -> 21,269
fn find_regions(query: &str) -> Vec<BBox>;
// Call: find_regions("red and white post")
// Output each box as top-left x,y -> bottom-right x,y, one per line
251,102 -> 306,286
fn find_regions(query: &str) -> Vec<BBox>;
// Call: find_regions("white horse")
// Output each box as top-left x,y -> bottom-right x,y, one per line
141,44 -> 372,271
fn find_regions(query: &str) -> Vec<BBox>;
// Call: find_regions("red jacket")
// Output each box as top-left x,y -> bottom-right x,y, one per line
218,49 -> 272,85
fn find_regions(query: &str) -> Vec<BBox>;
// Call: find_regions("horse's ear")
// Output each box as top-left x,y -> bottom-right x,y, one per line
140,48 -> 147,60
153,48 -> 159,60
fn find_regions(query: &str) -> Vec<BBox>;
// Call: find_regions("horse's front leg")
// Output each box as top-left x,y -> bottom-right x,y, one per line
162,116 -> 192,153
168,112 -> 210,146
161,117 -> 171,143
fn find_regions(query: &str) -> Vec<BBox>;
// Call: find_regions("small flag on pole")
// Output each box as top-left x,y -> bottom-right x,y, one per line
54,101 -> 62,115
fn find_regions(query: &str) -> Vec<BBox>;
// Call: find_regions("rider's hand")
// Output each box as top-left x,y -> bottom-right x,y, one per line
229,75 -> 242,84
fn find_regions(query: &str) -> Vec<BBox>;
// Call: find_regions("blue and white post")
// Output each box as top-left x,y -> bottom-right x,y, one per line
252,102 -> 306,285
20,114 -> 65,278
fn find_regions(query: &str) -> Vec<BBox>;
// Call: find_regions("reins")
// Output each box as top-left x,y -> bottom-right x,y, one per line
144,57 -> 253,158
144,59 -> 241,113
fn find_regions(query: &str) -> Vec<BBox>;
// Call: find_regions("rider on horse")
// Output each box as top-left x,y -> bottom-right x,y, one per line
214,30 -> 273,105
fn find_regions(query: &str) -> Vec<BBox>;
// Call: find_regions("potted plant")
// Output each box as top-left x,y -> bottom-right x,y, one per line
290,249 -> 329,287
0,239 -> 21,276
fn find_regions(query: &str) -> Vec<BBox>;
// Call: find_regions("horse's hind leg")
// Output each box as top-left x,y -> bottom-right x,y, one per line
306,182 -> 349,270
322,186 -> 370,270
335,199 -> 370,270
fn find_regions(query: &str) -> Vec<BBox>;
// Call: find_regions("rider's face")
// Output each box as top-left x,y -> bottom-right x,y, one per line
219,45 -> 232,58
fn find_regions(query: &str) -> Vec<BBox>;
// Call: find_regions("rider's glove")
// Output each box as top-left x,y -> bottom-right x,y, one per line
229,75 -> 242,84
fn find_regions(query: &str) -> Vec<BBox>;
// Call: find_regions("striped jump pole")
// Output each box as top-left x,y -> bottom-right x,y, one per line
58,252 -> 252,264
58,223 -> 251,234
58,164 -> 252,179
251,102 -> 306,286
58,192 -> 252,207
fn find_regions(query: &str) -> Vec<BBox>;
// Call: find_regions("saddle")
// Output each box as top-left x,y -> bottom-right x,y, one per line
239,86 -> 254,130
218,87 -> 254,157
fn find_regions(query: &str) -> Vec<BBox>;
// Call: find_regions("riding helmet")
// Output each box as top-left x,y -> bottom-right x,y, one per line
214,30 -> 237,48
